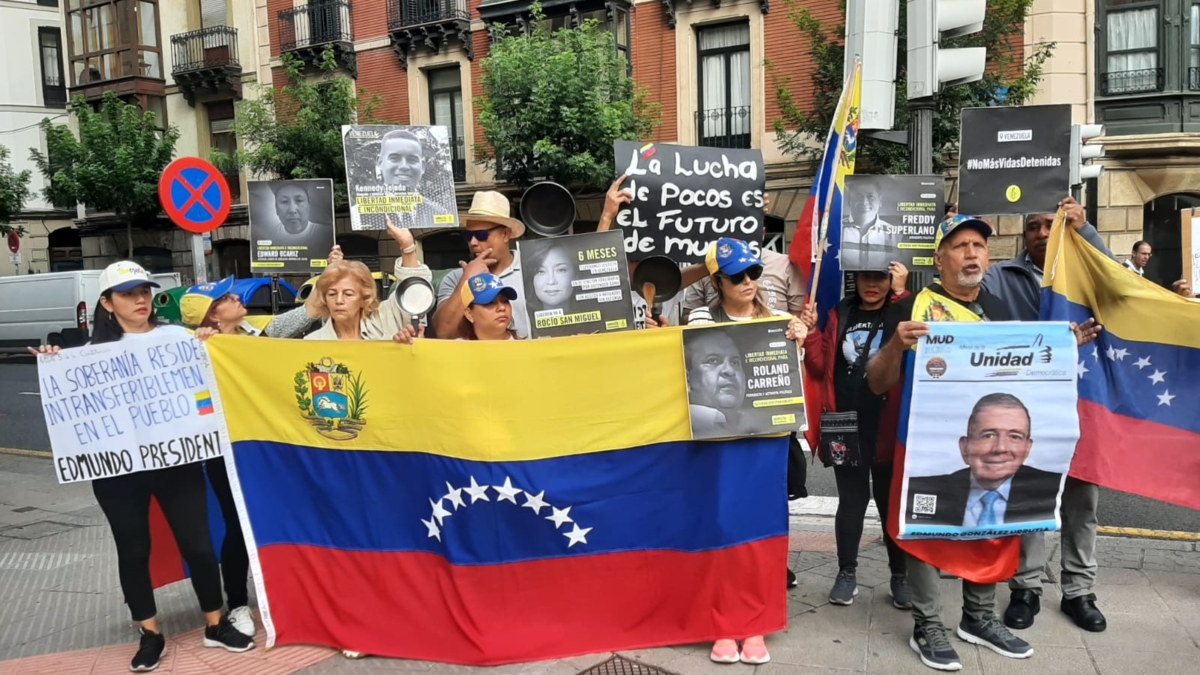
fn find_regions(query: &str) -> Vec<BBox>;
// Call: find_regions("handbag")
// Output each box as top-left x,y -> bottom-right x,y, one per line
819,312 -> 883,467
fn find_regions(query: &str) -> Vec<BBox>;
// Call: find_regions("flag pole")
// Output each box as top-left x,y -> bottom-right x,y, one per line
808,58 -> 861,306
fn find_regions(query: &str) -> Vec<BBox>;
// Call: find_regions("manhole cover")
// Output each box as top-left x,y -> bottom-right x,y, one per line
579,656 -> 681,675
0,521 -> 79,540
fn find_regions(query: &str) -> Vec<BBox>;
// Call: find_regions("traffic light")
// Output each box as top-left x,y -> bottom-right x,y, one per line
1070,124 -> 1104,186
906,0 -> 987,100
845,0 -> 900,130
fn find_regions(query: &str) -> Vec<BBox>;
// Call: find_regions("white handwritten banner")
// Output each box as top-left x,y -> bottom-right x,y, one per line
37,326 -> 226,483
613,141 -> 765,263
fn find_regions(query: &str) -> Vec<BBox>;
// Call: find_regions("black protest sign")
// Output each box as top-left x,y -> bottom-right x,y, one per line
682,319 -> 806,441
248,179 -> 337,274
518,230 -> 636,339
958,105 -> 1071,216
842,175 -> 944,271
613,141 -> 765,263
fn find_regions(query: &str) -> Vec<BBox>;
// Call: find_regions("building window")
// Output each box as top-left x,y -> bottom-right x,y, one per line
429,66 -> 466,183
39,28 -> 67,108
1191,3 -> 1200,90
38,0 -> 60,7
207,100 -> 240,200
65,0 -> 163,86
697,22 -> 751,149
1101,1 -> 1161,95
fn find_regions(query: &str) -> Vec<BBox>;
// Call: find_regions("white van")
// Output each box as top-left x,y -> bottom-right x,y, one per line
0,271 -> 181,352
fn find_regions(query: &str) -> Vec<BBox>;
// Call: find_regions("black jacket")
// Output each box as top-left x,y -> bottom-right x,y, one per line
905,465 -> 1063,527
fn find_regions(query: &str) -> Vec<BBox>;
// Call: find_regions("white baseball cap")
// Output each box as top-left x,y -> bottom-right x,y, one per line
98,261 -> 161,294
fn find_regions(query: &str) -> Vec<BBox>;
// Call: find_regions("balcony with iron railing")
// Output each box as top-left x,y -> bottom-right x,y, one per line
696,106 -> 752,149
278,1 -> 357,76
170,26 -> 243,106
387,0 -> 473,68
1099,68 -> 1165,96
43,73 -> 67,108
1190,67 -> 1200,91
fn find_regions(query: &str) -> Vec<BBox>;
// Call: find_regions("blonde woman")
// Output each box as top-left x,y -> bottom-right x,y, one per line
306,224 -> 431,342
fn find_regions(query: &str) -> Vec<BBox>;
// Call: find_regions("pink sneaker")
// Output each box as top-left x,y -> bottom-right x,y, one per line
740,635 -> 770,664
709,638 -> 740,663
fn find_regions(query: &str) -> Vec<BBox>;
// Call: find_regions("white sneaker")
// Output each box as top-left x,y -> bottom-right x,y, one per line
228,606 -> 255,637
342,650 -> 366,659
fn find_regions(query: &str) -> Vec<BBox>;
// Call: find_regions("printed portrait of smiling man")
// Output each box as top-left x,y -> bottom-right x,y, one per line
906,392 -> 1064,528
373,129 -> 449,229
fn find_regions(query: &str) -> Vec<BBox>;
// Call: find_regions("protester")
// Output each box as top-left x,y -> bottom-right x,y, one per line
29,261 -> 254,672
1124,240 -> 1151,276
685,237 -> 808,665
307,220 -> 431,341
981,199 -> 1113,635
1174,278 -> 1199,298
432,191 -> 530,338
865,215 -> 1100,671
801,261 -> 911,609
398,272 -> 522,343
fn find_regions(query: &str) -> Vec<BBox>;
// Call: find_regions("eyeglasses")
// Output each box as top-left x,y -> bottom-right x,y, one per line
720,266 -> 764,286
459,226 -> 505,243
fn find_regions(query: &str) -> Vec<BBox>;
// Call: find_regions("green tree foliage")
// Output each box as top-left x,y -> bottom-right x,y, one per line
475,4 -> 658,189
773,0 -> 1054,174
0,145 -> 32,237
216,48 -> 380,207
31,92 -> 179,255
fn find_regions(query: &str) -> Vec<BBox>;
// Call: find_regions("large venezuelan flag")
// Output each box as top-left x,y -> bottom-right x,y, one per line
203,329 -> 789,665
1042,220 -> 1200,510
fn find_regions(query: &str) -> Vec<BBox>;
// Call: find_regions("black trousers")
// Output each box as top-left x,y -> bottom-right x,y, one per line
92,463 -> 224,622
206,458 -> 251,610
832,461 -> 905,574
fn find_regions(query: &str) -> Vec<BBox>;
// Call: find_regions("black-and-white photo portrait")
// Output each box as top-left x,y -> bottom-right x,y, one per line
342,125 -> 459,231
842,175 -> 943,271
248,179 -> 336,274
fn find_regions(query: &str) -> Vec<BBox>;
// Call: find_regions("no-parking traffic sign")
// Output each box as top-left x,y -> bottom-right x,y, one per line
158,157 -> 231,234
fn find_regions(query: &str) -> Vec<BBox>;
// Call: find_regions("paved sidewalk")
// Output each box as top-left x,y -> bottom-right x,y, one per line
3,451 -> 1200,674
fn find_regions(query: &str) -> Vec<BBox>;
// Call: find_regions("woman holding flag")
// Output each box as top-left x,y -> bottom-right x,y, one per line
801,262 -> 911,609
686,238 -> 808,665
30,261 -> 255,672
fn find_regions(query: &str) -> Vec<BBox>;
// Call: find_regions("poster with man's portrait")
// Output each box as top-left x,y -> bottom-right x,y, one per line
248,179 -> 336,274
842,175 -> 944,271
517,231 -> 636,339
900,321 -> 1080,540
682,320 -> 806,441
341,124 -> 459,231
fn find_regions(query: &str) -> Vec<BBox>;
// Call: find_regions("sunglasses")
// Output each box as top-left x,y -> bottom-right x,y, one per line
720,266 -> 764,286
459,225 -> 505,243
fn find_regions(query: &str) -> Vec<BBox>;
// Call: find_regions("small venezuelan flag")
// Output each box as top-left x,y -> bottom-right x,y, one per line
639,142 -> 656,160
205,331 -> 789,666
195,391 -> 214,416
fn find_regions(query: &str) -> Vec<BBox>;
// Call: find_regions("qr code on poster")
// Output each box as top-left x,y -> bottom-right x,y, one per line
913,494 -> 937,516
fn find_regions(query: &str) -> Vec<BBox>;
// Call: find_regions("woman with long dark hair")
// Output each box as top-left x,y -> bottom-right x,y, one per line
801,262 -> 911,609
31,261 -> 253,672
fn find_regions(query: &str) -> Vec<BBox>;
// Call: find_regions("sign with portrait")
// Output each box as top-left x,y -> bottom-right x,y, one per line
682,319 -> 806,441
842,175 -> 944,271
612,141 -> 765,264
517,231 -> 636,339
36,328 -> 227,483
342,124 -> 460,231
248,179 -> 336,274
900,321 -> 1080,540
958,104 -> 1072,216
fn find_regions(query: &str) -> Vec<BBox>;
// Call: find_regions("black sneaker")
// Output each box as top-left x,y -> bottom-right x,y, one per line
829,567 -> 858,605
130,628 -> 165,672
203,616 -> 255,653
787,567 -> 798,588
956,615 -> 1033,659
909,623 -> 962,671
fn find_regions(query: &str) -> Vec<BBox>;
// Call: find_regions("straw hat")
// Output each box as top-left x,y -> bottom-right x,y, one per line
460,191 -> 526,238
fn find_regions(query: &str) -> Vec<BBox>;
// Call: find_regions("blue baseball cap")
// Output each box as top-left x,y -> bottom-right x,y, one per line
180,276 -> 237,327
935,215 -> 993,250
461,273 -> 517,306
705,238 -> 763,276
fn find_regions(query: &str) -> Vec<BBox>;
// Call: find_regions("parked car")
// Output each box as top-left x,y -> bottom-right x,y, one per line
0,271 -> 180,352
